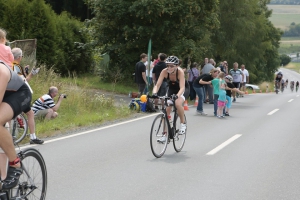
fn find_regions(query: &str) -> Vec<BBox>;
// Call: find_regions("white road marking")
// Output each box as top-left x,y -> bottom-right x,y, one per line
288,99 -> 294,102
206,134 -> 242,155
267,109 -> 279,115
19,113 -> 159,149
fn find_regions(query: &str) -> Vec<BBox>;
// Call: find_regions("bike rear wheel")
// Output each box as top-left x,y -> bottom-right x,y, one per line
10,148 -> 47,200
173,114 -> 187,152
11,114 -> 28,144
150,114 -> 169,158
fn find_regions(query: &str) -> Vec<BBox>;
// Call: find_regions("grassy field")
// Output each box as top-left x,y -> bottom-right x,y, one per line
268,5 -> 300,29
285,62 -> 300,73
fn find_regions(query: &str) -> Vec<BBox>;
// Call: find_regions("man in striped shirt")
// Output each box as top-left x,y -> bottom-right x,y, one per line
32,86 -> 65,120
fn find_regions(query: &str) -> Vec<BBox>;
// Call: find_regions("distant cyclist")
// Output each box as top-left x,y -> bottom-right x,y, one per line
285,79 -> 288,88
152,56 -> 189,142
296,81 -> 299,92
274,71 -> 283,92
290,81 -> 295,92
281,79 -> 285,92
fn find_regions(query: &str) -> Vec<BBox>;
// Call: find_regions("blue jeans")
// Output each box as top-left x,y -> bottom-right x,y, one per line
214,94 -> 219,116
194,87 -> 205,112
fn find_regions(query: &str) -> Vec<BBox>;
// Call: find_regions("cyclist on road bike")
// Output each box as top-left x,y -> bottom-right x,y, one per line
0,60 -> 32,190
274,71 -> 283,91
152,56 -> 189,142
290,80 -> 295,91
281,79 -> 285,92
285,79 -> 288,88
296,81 -> 299,92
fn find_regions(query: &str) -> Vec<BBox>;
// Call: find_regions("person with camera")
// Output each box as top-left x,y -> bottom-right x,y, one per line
32,86 -> 65,120
11,48 -> 44,144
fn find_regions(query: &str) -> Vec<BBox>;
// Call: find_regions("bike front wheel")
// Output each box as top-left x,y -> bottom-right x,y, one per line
10,113 -> 28,144
173,114 -> 187,152
150,114 -> 169,158
10,148 -> 47,200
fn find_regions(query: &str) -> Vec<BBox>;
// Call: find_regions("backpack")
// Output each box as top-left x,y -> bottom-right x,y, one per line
146,99 -> 156,112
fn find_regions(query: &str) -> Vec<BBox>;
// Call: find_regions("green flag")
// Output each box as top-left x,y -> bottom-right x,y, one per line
146,39 -> 152,93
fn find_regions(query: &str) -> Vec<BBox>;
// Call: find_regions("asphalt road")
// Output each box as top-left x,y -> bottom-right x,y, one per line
22,68 -> 300,200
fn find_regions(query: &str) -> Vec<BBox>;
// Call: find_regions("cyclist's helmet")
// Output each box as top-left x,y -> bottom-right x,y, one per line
225,75 -> 233,81
278,70 -> 282,75
165,56 -> 179,65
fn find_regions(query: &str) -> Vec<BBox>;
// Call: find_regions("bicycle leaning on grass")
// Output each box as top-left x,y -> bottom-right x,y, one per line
148,94 -> 187,158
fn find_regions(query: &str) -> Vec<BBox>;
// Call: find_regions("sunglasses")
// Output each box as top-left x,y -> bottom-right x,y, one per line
167,64 -> 176,68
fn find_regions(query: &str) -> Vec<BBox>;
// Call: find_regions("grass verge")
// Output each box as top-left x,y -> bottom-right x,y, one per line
27,66 -> 135,140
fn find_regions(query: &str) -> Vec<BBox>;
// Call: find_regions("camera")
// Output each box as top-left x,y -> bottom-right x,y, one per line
60,94 -> 67,99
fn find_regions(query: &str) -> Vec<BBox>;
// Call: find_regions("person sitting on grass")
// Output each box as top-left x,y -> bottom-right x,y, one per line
32,86 -> 65,120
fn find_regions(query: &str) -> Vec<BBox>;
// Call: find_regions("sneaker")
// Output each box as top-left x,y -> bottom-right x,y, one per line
16,117 -> 24,128
157,135 -> 166,143
179,123 -> 186,135
30,138 -> 44,145
225,113 -> 230,116
1,166 -> 23,190
232,98 -> 236,102
221,115 -> 225,118
217,115 -> 222,119
196,110 -> 207,115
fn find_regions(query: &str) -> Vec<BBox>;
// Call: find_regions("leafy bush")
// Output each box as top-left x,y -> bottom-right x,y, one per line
280,54 -> 291,66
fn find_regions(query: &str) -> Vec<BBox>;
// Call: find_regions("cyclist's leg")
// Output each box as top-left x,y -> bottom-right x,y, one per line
176,95 -> 185,124
0,103 -> 19,166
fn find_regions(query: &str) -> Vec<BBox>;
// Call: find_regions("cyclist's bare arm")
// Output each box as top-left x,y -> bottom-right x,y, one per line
177,69 -> 185,97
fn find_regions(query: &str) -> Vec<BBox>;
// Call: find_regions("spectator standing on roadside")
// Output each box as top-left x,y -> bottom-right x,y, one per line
229,62 -> 244,102
134,53 -> 148,97
240,64 -> 249,97
32,86 -> 65,120
144,56 -> 153,94
201,58 -> 215,104
0,28 -> 13,68
11,48 -> 43,144
187,62 -> 199,101
193,68 -> 219,115
217,72 -> 226,118
152,53 -> 167,109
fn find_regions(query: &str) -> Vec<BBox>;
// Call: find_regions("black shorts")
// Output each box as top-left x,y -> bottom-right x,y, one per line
3,84 -> 32,118
233,82 -> 240,89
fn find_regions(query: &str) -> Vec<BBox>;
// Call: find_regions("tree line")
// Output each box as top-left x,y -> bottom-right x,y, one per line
283,23 -> 300,36
269,0 -> 300,4
87,0 -> 282,83
0,0 -> 93,75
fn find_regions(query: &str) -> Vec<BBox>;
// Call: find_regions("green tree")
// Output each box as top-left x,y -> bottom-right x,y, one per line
280,54 -> 291,66
212,0 -> 282,83
87,0 -> 219,81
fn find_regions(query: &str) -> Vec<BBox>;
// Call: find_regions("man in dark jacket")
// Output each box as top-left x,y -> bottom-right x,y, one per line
135,53 -> 148,97
152,53 -> 167,109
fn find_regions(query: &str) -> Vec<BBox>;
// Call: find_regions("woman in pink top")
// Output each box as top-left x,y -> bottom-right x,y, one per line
0,28 -> 14,68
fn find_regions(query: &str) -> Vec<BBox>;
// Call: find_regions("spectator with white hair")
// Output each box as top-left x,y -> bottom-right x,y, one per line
11,48 -> 43,144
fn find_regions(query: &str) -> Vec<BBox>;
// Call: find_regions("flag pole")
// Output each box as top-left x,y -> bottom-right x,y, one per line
146,39 -> 152,94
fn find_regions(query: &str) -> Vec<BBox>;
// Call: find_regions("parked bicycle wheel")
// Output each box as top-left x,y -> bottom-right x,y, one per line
173,114 -> 187,152
10,113 -> 28,144
9,148 -> 47,200
150,114 -> 169,158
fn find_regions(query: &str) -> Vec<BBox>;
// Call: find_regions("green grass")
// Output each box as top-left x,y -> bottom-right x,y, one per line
61,74 -> 138,95
26,66 -> 135,139
281,37 -> 300,41
285,62 -> 300,72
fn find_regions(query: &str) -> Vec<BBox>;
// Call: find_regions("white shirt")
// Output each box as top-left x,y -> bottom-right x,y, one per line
241,69 -> 249,82
144,61 -> 153,77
